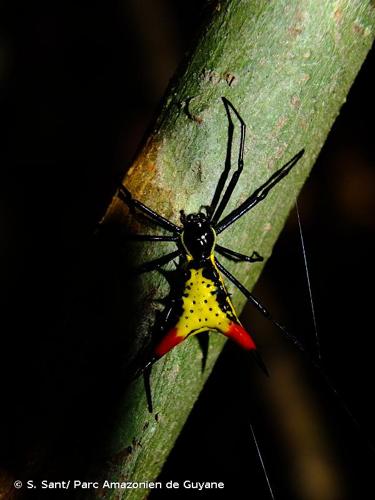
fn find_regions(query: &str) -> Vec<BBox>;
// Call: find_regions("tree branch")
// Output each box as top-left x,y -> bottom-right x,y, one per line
96,1 -> 374,498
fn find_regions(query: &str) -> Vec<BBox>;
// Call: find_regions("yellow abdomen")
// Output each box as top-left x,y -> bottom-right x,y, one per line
154,256 -> 256,358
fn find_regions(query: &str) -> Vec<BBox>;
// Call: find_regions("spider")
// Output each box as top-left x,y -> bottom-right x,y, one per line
117,97 -> 305,378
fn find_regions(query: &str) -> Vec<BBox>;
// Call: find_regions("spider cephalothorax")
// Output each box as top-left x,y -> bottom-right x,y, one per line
180,211 -> 216,261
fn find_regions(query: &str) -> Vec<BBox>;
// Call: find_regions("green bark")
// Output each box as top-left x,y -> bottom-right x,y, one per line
98,1 -> 374,498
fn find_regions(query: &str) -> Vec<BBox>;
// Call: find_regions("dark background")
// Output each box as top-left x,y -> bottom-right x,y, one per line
1,2 -> 374,499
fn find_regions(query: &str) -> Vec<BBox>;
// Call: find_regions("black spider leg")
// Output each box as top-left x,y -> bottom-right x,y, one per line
215,258 -> 306,353
132,267 -> 183,412
125,234 -> 179,242
117,188 -> 181,412
210,97 -> 246,224
208,98 -> 234,219
216,149 -> 305,234
216,244 -> 263,263
135,249 -> 181,274
118,185 -> 181,234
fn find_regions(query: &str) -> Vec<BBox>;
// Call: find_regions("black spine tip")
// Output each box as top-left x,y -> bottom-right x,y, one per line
251,350 -> 270,378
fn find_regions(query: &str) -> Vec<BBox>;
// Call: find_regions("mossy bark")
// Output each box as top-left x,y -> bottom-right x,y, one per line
96,1 -> 374,498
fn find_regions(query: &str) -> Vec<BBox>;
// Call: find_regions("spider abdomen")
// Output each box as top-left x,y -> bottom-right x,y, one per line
154,256 -> 256,358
